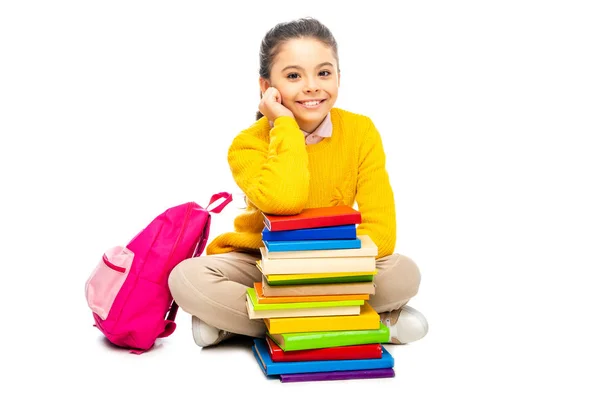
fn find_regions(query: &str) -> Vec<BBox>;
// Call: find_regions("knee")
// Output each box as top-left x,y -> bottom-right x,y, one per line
389,254 -> 422,298
168,256 -> 214,303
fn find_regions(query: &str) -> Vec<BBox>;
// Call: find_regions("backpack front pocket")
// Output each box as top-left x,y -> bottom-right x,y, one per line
85,246 -> 134,320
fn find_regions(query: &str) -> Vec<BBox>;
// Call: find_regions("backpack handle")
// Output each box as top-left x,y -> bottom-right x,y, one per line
205,192 -> 233,214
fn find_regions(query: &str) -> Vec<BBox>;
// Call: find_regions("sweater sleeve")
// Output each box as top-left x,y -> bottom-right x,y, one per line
227,116 -> 310,215
355,118 -> 397,258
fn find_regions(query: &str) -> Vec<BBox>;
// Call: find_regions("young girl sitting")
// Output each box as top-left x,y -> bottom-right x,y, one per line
168,17 -> 428,347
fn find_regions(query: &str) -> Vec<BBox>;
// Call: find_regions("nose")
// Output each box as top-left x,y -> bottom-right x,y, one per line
303,77 -> 320,94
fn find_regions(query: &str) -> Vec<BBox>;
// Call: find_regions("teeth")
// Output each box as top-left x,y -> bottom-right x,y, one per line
302,100 -> 321,106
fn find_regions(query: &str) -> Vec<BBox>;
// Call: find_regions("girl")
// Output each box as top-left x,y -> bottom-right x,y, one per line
168,17 -> 428,347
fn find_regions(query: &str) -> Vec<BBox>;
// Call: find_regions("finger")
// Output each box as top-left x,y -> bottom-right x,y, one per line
271,88 -> 281,103
263,88 -> 274,103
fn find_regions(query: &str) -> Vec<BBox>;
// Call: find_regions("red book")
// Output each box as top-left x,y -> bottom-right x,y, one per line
262,205 -> 361,232
266,336 -> 382,362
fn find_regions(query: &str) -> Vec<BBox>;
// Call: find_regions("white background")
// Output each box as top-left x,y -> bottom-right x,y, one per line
1,1 -> 599,398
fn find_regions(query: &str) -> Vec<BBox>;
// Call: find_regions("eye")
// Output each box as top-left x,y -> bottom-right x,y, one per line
287,72 -> 300,80
319,70 -> 331,77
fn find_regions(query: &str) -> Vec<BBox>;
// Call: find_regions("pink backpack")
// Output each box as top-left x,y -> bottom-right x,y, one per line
85,192 -> 232,353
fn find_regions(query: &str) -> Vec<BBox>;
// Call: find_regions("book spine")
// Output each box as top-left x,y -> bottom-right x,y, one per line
279,368 -> 395,383
266,238 -> 361,253
261,255 -> 376,275
261,279 -> 376,296
289,330 -> 388,351
268,326 -> 389,351
249,289 -> 364,310
262,225 -> 357,241
257,294 -> 369,304
255,283 -> 369,304
265,274 -> 375,286
249,305 -> 361,319
271,343 -> 383,362
266,316 -> 382,335
269,214 -> 361,231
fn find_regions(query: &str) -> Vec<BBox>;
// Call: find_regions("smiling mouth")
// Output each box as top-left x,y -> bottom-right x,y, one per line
296,99 -> 326,109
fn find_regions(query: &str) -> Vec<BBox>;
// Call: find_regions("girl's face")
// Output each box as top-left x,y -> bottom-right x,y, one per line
261,37 -> 340,133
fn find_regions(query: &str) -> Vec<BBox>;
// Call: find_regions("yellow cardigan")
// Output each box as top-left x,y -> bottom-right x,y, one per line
206,108 -> 396,259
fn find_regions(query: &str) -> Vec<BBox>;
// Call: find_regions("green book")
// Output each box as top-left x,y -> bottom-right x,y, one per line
267,322 -> 390,351
266,274 -> 375,286
246,288 -> 364,310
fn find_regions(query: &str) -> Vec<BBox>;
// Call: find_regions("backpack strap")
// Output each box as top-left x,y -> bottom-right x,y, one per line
158,301 -> 179,338
156,193 -> 232,339
205,192 -> 233,213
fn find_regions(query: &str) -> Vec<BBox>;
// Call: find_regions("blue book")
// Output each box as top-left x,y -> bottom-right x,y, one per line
252,338 -> 394,376
262,224 -> 357,241
264,238 -> 361,252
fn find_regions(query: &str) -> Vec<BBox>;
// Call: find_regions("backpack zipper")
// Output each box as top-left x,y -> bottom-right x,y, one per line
102,254 -> 127,273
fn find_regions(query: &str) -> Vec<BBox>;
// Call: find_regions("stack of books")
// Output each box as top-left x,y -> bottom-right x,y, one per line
248,205 -> 395,383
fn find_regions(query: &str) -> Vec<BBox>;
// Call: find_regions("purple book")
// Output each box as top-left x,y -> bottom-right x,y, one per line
280,368 -> 395,383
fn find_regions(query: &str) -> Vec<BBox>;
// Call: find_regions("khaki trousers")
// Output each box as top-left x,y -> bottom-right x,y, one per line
168,251 -> 421,337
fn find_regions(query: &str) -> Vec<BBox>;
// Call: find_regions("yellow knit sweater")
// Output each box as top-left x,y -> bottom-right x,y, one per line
206,108 -> 396,259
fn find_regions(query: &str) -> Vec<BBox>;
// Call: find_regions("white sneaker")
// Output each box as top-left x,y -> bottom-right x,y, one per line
380,305 -> 428,344
191,316 -> 234,347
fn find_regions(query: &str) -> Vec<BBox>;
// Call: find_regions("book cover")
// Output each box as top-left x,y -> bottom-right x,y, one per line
259,247 -> 375,275
267,322 -> 389,351
262,205 -> 361,232
246,288 -> 364,310
264,235 -> 377,259
254,282 -> 369,304
280,368 -> 395,383
266,273 -> 375,286
261,277 -> 376,297
263,237 -> 361,254
246,296 -> 360,319
252,338 -> 394,376
262,224 -> 357,241
258,263 -> 377,282
258,262 -> 376,285
264,302 -> 381,334
266,336 -> 382,362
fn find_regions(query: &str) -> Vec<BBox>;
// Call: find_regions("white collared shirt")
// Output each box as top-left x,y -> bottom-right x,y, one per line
270,113 -> 332,145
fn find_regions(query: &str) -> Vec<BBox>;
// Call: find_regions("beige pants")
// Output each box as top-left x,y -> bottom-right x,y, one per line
168,251 -> 421,337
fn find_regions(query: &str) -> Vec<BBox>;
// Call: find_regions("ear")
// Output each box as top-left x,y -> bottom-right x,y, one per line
337,70 -> 341,87
259,77 -> 271,96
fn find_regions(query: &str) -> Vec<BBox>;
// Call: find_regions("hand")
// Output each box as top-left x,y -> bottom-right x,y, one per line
259,87 -> 294,121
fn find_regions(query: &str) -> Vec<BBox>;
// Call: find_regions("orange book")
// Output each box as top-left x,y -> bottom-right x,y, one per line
253,282 -> 369,304
262,205 -> 361,232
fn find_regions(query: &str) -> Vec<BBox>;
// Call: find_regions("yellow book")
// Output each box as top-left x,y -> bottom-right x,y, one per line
264,302 -> 380,334
256,261 -> 377,282
246,295 -> 361,319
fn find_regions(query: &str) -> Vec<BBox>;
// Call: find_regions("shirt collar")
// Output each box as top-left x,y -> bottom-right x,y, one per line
269,113 -> 332,138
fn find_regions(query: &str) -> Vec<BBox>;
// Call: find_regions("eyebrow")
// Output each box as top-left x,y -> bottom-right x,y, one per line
281,62 -> 334,73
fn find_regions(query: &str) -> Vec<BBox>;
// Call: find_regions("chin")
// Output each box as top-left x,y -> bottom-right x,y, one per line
296,115 -> 325,127
295,109 -> 328,121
